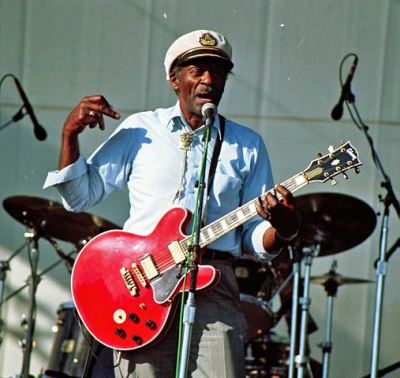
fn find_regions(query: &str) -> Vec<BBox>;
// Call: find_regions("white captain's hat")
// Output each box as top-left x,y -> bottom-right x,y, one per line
164,30 -> 234,80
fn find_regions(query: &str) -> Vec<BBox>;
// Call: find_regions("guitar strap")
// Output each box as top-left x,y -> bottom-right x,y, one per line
201,115 -> 225,234
207,114 -> 225,197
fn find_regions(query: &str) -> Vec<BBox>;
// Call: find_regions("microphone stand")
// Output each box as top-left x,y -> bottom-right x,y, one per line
344,95 -> 399,378
177,122 -> 212,378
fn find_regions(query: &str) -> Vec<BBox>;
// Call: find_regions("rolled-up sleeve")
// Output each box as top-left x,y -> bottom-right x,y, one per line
43,154 -> 105,212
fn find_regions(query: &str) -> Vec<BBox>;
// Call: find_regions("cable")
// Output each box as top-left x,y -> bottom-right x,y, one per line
74,309 -> 121,373
0,73 -> 17,126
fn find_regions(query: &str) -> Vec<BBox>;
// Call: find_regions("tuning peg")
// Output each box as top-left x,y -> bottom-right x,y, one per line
354,167 -> 361,174
331,179 -> 338,186
328,145 -> 335,153
342,172 -> 349,180
317,152 -> 322,158
340,140 -> 345,146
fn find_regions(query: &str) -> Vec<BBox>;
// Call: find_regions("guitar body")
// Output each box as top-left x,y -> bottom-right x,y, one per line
71,207 -> 220,350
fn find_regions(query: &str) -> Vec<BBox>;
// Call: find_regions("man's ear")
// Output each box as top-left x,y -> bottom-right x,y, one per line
169,72 -> 180,91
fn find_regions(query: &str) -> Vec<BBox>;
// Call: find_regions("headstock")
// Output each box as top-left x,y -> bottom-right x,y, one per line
304,141 -> 361,185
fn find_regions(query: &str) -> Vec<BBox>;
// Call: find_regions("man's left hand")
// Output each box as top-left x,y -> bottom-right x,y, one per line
256,185 -> 301,241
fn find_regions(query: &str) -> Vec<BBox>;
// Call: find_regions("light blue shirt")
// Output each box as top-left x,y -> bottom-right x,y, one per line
44,101 -> 275,259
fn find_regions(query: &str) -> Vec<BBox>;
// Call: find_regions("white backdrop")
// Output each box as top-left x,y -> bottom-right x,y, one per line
0,1 -> 399,377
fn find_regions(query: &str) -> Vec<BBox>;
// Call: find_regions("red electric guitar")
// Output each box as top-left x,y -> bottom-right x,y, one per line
71,141 -> 361,350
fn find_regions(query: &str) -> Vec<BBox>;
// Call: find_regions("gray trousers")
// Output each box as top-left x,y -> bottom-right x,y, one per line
114,258 -> 248,378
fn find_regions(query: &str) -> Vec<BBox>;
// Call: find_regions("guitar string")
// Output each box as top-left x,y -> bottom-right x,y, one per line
153,159 -> 357,268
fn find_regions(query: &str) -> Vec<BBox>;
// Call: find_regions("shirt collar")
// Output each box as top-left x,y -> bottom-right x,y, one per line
166,101 -> 222,138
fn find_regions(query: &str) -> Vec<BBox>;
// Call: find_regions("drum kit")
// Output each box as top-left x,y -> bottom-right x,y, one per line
234,192 -> 377,378
0,192 -> 377,378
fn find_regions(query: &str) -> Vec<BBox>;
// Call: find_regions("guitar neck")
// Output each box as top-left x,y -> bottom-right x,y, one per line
179,171 -> 309,252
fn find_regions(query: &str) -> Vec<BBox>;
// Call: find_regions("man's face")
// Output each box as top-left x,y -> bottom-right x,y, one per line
170,58 -> 228,127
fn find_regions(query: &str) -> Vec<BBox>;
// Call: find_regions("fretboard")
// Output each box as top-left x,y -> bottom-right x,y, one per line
179,171 -> 309,253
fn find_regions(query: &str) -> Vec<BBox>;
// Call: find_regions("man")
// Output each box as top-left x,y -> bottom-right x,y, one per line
44,30 -> 300,378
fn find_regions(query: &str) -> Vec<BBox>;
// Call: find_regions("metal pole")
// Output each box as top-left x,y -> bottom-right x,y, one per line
288,247 -> 300,378
296,245 -> 319,378
370,212 -> 389,378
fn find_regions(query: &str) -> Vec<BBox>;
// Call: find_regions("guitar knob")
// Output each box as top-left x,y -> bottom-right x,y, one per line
115,328 -> 127,339
128,313 -> 139,323
146,320 -> 157,330
132,335 -> 143,345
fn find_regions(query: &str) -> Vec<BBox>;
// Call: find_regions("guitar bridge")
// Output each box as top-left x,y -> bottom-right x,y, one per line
132,263 -> 147,287
140,254 -> 159,280
120,267 -> 138,296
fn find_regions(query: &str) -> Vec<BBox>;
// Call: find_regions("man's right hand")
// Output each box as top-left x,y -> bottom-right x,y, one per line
63,95 -> 121,137
59,95 -> 121,170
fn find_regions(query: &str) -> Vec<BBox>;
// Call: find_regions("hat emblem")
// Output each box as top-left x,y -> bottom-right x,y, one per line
199,33 -> 218,47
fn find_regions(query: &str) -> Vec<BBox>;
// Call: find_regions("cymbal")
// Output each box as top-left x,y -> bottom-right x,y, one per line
311,272 -> 374,286
293,193 -> 376,256
3,195 -> 120,245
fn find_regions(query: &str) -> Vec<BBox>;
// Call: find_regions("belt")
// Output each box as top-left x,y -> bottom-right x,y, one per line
202,249 -> 234,262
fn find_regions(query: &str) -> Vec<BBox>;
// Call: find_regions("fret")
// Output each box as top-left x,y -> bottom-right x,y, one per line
211,222 -> 223,234
242,205 -> 251,216
202,228 -> 210,241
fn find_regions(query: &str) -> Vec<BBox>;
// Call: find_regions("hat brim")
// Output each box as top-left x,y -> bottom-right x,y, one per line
171,47 -> 234,75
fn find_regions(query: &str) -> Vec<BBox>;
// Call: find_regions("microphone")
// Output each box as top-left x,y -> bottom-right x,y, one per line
201,103 -> 217,128
331,56 -> 358,121
13,77 -> 47,140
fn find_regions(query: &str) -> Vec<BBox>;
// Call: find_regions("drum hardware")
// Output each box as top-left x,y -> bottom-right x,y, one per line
44,302 -> 90,378
235,255 -> 297,342
1,195 -> 120,377
245,334 -> 291,378
234,256 -> 278,341
2,232 -> 78,378
311,260 -> 374,378
2,246 -> 87,378
294,244 -> 320,378
20,229 -> 40,378
285,192 -> 377,378
287,245 -> 300,378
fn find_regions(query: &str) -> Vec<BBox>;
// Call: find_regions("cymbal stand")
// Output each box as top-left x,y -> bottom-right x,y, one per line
296,244 -> 320,378
21,229 -> 40,378
318,260 -> 339,378
370,194 -> 391,378
288,245 -> 301,378
0,237 -> 76,377
0,242 -> 28,350
3,241 -> 77,305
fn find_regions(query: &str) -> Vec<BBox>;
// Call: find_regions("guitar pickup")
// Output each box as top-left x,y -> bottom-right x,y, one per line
120,267 -> 138,296
140,254 -> 159,281
168,240 -> 186,264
